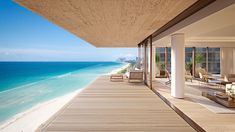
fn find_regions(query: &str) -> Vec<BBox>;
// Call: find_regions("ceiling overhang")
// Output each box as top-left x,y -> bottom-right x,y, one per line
15,0 -> 198,47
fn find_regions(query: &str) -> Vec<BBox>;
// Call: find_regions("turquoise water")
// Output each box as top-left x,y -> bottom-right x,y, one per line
0,62 -> 123,123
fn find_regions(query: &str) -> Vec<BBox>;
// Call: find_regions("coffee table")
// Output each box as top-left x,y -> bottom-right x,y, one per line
110,74 -> 123,81
208,79 -> 231,89
202,91 -> 235,108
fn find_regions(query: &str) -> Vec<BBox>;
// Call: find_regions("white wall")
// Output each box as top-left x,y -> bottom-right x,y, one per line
220,47 -> 235,76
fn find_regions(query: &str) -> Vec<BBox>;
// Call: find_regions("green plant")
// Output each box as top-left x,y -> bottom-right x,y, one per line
195,53 -> 204,64
117,68 -> 127,74
185,61 -> 192,71
155,53 -> 160,64
159,62 -> 165,71
130,63 -> 135,68
155,53 -> 165,71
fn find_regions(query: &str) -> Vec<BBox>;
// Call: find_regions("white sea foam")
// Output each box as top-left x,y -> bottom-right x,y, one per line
0,71 -> 76,94
0,81 -> 38,94
56,72 -> 72,78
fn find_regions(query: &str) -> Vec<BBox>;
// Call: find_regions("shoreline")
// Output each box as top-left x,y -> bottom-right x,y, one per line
0,89 -> 83,132
0,64 -> 125,132
108,63 -> 130,75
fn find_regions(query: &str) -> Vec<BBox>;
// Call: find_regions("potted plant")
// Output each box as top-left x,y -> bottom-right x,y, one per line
195,53 -> 205,77
155,53 -> 160,76
185,59 -> 193,74
195,53 -> 204,68
159,62 -> 166,76
155,53 -> 166,76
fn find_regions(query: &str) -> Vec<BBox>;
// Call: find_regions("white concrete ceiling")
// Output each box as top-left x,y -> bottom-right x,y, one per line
153,4 -> 235,47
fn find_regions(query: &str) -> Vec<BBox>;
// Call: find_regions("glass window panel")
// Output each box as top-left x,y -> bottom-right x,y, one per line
156,47 -> 165,53
185,53 -> 192,62
208,48 -> 220,73
209,48 -> 220,52
196,48 -> 206,52
185,47 -> 193,52
168,47 -> 171,52
155,47 -> 220,75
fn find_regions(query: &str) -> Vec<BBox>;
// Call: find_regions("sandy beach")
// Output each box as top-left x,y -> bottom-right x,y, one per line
109,63 -> 130,75
0,89 -> 82,132
0,64 -> 128,132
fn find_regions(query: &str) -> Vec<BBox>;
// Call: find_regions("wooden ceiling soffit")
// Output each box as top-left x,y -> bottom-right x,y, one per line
15,0 -> 198,47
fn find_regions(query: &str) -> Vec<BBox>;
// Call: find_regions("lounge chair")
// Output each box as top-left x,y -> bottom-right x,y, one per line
165,69 -> 171,85
128,70 -> 143,82
185,70 -> 193,82
226,83 -> 235,99
198,68 -> 213,82
110,74 -> 123,81
224,74 -> 235,82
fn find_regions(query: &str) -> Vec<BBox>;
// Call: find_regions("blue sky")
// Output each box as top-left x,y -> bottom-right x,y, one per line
0,0 -> 137,61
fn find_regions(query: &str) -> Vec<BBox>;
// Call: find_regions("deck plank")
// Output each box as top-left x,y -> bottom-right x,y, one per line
37,76 -> 194,132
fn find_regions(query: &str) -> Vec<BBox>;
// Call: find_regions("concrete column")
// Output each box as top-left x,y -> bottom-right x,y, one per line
171,33 -> 185,98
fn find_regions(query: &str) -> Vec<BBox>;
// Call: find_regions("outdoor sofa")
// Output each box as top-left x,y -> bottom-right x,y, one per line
127,70 -> 143,82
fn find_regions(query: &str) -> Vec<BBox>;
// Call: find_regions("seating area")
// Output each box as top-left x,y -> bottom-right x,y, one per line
198,76 -> 235,108
110,65 -> 144,83
155,67 -> 235,108
202,91 -> 235,108
197,71 -> 235,108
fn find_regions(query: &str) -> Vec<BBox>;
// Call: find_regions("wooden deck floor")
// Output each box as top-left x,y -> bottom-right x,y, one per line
37,76 -> 194,132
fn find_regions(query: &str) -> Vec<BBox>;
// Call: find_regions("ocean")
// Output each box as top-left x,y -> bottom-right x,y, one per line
0,62 -> 123,123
